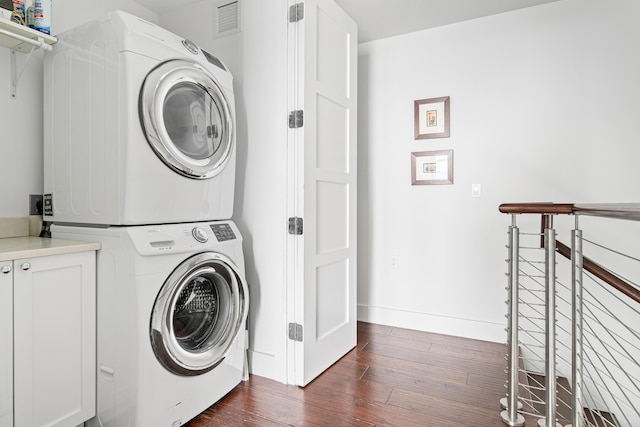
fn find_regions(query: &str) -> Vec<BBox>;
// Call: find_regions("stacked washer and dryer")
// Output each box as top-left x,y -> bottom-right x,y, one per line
43,10 -> 248,427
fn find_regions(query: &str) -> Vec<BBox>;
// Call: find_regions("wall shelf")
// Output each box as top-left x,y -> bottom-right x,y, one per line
0,18 -> 57,98
0,17 -> 56,52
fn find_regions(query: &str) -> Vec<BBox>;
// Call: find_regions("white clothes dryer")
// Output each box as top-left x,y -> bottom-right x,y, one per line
51,221 -> 249,427
44,10 -> 237,225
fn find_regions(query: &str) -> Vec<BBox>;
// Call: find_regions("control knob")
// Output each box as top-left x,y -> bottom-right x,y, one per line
192,227 -> 208,243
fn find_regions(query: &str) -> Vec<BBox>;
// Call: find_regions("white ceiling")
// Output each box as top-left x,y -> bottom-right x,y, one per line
333,0 -> 560,43
135,0 -> 560,43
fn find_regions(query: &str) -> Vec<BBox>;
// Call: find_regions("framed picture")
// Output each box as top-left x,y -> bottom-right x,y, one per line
411,149 -> 454,185
414,96 -> 450,139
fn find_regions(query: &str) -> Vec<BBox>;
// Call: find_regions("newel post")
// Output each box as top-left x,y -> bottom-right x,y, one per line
501,214 -> 525,426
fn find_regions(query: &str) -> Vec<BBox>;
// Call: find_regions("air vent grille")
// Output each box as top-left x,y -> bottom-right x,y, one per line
215,1 -> 239,36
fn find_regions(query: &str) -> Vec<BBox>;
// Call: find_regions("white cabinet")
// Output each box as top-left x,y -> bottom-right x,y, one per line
0,239 -> 98,427
0,262 -> 13,427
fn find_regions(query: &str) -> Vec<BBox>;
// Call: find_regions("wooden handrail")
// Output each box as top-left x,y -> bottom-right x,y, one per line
499,203 -> 575,215
573,203 -> 640,222
556,241 -> 640,305
499,202 -> 640,222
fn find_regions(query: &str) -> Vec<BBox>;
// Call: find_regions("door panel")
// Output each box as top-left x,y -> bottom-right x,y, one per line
316,259 -> 349,338
288,0 -> 357,386
316,181 -> 348,253
317,7 -> 350,99
316,95 -> 348,172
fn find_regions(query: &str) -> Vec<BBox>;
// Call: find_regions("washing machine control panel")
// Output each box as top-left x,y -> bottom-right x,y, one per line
126,221 -> 240,255
192,227 -> 209,243
210,223 -> 236,242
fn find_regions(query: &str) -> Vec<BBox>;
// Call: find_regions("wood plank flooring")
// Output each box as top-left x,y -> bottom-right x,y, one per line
186,322 -> 512,427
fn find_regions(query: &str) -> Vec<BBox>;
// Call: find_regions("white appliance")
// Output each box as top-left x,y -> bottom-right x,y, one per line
44,10 -> 237,225
51,221 -> 249,427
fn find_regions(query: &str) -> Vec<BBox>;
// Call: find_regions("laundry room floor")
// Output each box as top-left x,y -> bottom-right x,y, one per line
186,322 -> 519,426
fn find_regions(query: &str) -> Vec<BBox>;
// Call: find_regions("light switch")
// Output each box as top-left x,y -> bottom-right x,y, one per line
471,184 -> 481,197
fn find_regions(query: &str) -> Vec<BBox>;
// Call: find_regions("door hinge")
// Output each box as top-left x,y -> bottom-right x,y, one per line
288,217 -> 303,235
288,322 -> 303,342
288,110 -> 304,128
289,2 -> 304,23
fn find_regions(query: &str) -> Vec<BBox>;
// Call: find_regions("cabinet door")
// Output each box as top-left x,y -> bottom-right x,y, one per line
13,251 -> 96,427
0,262 -> 12,427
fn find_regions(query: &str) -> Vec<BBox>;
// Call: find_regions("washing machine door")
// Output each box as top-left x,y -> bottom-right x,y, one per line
139,59 -> 234,179
150,252 -> 248,376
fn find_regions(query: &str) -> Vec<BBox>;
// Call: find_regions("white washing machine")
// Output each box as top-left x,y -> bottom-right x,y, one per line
51,221 -> 249,427
44,10 -> 237,225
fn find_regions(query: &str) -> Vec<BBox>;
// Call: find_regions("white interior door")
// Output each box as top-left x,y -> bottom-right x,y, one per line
287,0 -> 358,386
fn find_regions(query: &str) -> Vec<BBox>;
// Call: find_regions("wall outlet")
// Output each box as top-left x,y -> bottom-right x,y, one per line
29,194 -> 43,215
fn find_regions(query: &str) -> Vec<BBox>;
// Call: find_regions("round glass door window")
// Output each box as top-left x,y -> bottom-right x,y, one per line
139,59 -> 233,179
150,253 -> 248,376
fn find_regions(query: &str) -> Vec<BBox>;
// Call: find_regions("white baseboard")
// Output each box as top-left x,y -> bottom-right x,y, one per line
357,304 -> 506,343
247,349 -> 286,383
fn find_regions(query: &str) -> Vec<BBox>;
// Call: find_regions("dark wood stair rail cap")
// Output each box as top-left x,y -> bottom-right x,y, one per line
500,202 -> 640,221
573,203 -> 640,222
499,203 -> 575,215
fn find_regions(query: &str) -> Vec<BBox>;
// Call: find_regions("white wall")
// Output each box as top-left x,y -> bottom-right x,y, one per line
159,0 -> 291,383
357,0 -> 640,342
0,0 -> 157,218
228,0 -> 289,383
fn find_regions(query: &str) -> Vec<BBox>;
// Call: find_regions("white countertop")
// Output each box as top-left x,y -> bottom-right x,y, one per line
0,237 -> 100,261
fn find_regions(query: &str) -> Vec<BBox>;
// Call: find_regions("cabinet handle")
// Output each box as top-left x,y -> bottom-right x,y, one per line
20,262 -> 31,271
1,265 -> 11,274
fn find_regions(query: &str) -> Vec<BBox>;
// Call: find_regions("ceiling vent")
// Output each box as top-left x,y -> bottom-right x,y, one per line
214,0 -> 240,38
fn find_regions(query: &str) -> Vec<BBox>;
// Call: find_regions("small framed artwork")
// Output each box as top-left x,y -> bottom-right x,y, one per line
411,149 -> 454,185
414,96 -> 450,139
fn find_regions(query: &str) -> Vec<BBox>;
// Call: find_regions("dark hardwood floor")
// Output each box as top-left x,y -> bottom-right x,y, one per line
187,322 -> 512,426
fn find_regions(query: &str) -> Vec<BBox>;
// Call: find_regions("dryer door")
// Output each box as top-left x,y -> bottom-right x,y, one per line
139,59 -> 234,179
150,252 -> 248,376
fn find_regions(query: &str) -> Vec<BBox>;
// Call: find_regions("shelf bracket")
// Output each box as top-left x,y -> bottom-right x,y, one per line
9,38 -> 40,99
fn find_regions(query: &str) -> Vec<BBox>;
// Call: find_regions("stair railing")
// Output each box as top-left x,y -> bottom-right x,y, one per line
499,203 -> 640,427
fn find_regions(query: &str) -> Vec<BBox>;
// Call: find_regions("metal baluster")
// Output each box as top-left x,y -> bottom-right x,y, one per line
539,216 -> 561,427
567,219 -> 584,427
501,214 -> 525,427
